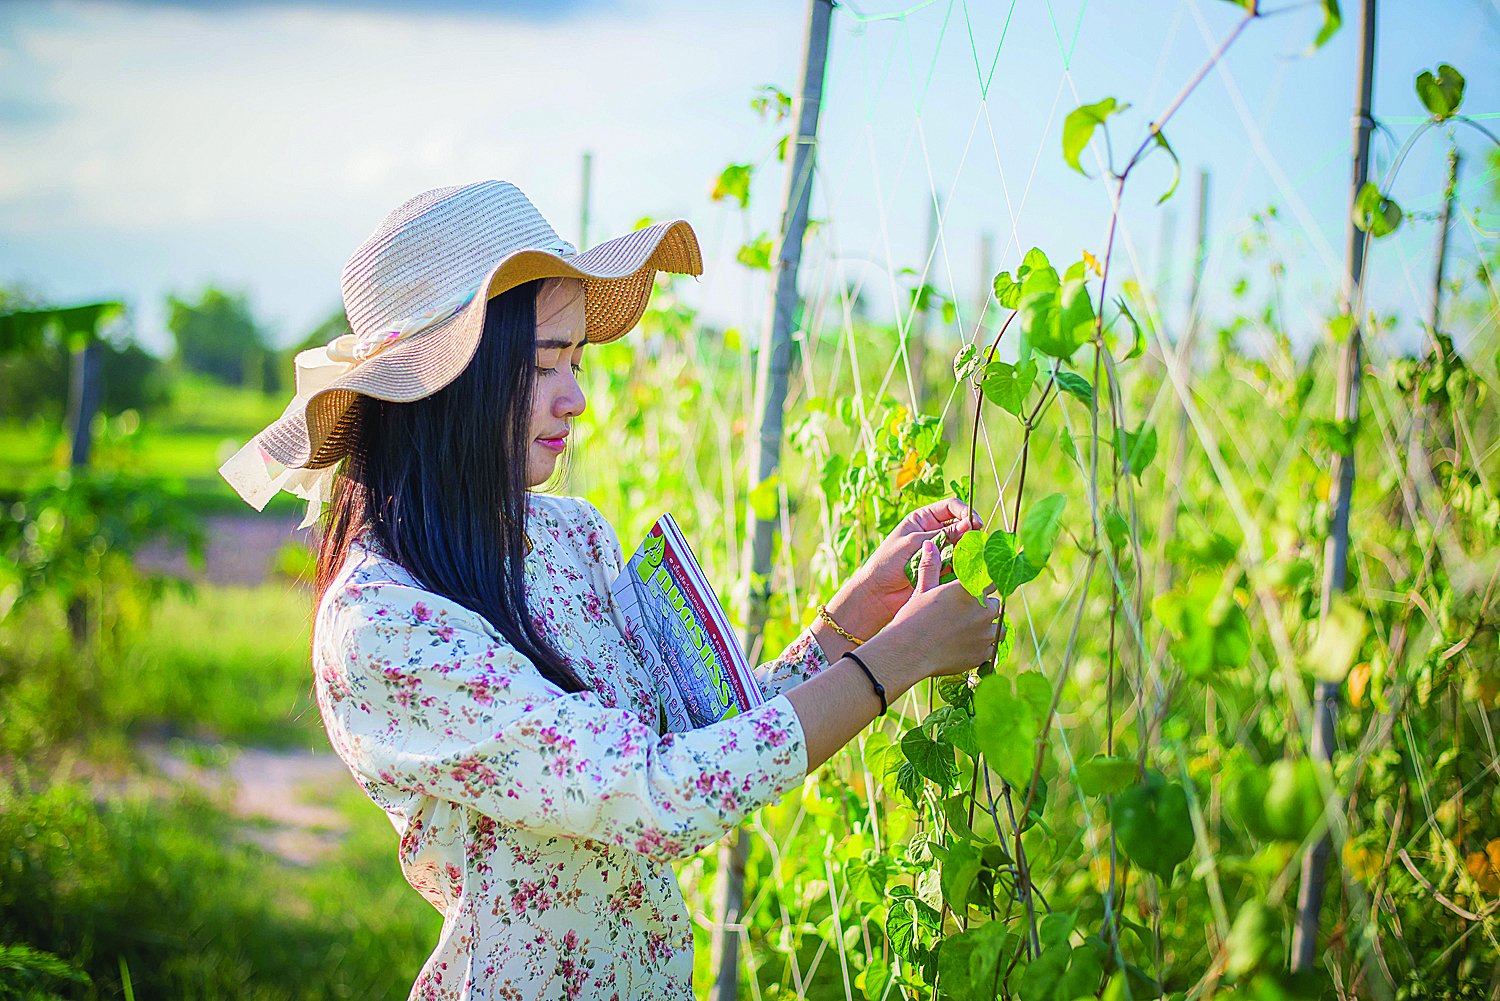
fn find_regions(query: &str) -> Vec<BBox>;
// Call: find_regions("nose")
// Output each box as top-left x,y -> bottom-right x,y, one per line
555,369 -> 587,420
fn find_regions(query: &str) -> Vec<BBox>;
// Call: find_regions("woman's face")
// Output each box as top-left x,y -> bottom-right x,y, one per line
526,278 -> 588,487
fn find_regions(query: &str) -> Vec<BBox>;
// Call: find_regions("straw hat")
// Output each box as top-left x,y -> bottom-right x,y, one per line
219,179 -> 702,524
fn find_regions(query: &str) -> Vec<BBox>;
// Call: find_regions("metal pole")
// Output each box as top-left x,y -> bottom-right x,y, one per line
711,2 -> 833,998
1292,0 -> 1376,971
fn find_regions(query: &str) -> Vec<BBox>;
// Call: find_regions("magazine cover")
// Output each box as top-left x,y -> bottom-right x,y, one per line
610,513 -> 764,733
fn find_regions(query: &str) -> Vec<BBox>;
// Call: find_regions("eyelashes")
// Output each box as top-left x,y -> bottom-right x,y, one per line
535,363 -> 584,376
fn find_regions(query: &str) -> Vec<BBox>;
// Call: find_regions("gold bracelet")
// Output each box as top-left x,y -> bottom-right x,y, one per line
816,603 -> 866,646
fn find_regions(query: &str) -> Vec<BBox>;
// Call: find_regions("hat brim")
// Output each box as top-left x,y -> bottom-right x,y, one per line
255,218 -> 702,469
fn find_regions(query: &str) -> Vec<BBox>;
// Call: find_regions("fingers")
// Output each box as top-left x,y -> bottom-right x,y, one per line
913,539 -> 942,592
906,497 -> 985,536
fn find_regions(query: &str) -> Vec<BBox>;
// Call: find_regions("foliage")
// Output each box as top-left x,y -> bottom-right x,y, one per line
167,286 -> 279,391
0,774 -> 437,1001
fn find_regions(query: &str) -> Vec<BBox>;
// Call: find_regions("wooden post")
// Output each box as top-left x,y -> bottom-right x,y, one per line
579,151 -> 593,251
1292,0 -> 1377,971
711,2 -> 833,998
67,340 -> 103,469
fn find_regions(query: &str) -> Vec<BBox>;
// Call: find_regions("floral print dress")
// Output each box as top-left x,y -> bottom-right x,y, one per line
313,493 -> 830,1001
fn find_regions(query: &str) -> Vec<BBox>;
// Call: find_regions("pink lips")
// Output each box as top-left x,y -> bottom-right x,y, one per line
536,433 -> 568,453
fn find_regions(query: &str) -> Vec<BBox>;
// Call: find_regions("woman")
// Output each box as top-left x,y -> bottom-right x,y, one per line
221,180 -> 1001,1000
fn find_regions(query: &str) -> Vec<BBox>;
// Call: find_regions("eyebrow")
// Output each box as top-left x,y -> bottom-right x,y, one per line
536,338 -> 585,349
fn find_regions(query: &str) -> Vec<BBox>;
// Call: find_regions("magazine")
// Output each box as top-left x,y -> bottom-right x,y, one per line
610,513 -> 764,733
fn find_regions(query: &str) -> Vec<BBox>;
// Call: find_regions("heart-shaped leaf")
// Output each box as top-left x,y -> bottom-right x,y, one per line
1062,97 -> 1126,174
1415,63 -> 1465,120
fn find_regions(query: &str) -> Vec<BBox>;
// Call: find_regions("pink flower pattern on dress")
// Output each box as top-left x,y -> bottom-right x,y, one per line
313,494 -> 829,1001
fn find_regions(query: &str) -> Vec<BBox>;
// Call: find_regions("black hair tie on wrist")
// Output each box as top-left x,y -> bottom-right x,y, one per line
842,651 -> 887,716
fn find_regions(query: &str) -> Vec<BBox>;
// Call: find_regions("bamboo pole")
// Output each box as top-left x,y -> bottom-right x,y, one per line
1291,0 -> 1377,971
710,2 -> 833,997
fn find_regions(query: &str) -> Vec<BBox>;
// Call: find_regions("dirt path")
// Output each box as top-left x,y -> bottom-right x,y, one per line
137,513 -> 309,586
142,739 -> 353,866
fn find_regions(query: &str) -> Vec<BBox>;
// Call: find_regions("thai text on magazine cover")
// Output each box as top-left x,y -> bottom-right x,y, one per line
609,513 -> 763,732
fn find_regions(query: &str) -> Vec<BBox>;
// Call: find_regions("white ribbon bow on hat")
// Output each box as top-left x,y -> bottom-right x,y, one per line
218,291 -> 476,529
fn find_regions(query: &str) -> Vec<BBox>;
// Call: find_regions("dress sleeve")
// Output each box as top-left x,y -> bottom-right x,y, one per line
316,578 -> 809,865
754,627 -> 832,700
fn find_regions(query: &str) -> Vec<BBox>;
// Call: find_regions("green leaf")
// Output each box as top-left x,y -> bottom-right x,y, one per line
1059,944 -> 1104,998
1076,755 -> 1139,796
1018,941 -> 1072,999
1027,275 -> 1095,360
992,271 -> 1021,309
1416,63 -> 1465,121
1013,671 -> 1051,721
860,956 -> 893,1001
926,704 -> 978,758
981,358 -> 1038,416
1062,97 -> 1126,175
1020,493 -> 1067,565
952,343 -> 982,381
1304,596 -> 1366,682
885,896 -> 919,959
904,531 -> 955,587
1312,0 -> 1341,50
1104,505 -> 1130,550
952,530 -> 991,598
901,726 -> 959,790
894,760 -> 924,806
1039,910 -> 1076,950
974,675 -> 1038,787
748,475 -> 780,521
935,921 -> 1011,1001
1226,901 -> 1278,978
1151,129 -> 1181,205
1114,298 -> 1146,360
940,840 -> 983,911
736,233 -> 775,270
710,162 -> 753,208
1018,247 -> 1052,282
1111,770 -> 1194,880
1115,423 -> 1158,480
984,531 -> 1041,598
1352,182 -> 1402,238
1054,370 -> 1094,404
1151,579 -> 1250,679
938,676 -> 975,712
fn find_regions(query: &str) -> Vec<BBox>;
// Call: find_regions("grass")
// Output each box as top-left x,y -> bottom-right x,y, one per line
112,583 -> 323,748
0,770 -> 439,1001
0,577 -> 439,1000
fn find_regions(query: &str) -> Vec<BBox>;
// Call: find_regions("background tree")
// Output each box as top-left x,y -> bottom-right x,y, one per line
167,287 -> 278,391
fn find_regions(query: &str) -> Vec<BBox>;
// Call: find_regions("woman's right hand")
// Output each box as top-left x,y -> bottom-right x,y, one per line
867,538 -> 1001,684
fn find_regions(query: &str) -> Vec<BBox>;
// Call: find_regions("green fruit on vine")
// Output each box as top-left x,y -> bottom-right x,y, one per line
1261,758 -> 1327,842
1111,770 -> 1194,881
1224,767 -> 1273,841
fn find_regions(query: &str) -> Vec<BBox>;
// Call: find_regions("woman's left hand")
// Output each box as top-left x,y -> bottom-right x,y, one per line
822,497 -> 984,640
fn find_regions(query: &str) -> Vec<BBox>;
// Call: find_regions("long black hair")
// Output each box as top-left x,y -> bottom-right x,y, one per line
315,279 -> 587,693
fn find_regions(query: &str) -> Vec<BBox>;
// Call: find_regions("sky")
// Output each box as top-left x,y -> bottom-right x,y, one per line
0,0 -> 1496,361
